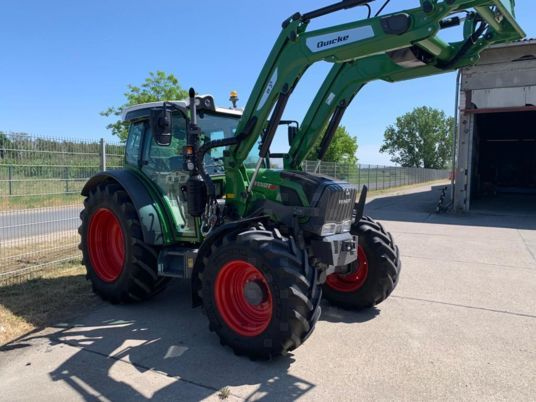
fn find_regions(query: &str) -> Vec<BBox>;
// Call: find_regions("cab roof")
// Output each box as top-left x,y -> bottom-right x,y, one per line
122,95 -> 243,122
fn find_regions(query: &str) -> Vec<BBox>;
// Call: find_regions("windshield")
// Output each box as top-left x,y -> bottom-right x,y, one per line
171,111 -> 240,175
198,112 -> 240,174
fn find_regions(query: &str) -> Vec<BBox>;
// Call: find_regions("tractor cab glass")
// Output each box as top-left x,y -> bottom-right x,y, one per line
138,110 -> 240,238
197,112 -> 240,175
141,113 -> 196,237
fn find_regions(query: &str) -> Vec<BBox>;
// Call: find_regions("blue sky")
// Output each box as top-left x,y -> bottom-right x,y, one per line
0,1 -> 534,164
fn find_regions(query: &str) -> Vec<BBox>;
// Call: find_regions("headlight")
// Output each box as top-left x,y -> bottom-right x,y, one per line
320,223 -> 337,236
321,220 -> 353,236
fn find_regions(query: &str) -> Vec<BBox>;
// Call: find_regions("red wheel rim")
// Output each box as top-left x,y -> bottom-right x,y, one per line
326,245 -> 369,292
214,260 -> 273,337
87,208 -> 125,283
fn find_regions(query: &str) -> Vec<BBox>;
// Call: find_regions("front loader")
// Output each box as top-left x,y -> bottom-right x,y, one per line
80,0 -> 524,359
290,2 -> 524,310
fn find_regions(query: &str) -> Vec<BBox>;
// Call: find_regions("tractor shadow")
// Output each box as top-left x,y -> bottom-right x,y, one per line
1,276 -> 386,400
13,280 -> 316,401
319,300 -> 380,324
366,184 -> 536,230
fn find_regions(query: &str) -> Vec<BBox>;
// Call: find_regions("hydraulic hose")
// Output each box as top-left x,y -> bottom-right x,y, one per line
437,22 -> 488,70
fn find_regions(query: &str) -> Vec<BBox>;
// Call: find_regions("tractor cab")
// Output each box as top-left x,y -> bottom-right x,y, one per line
122,97 -> 242,239
122,96 -> 242,174
121,96 -> 305,240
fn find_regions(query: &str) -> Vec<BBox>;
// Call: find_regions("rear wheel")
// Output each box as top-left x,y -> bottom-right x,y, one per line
323,216 -> 401,310
200,226 -> 321,359
79,182 -> 168,303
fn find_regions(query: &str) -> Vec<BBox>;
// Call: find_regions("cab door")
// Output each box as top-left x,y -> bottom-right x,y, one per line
141,113 -> 198,239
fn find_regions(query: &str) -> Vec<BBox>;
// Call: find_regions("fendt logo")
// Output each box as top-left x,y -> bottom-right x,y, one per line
317,35 -> 350,49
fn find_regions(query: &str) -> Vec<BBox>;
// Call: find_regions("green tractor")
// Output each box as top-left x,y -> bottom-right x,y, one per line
80,0 -> 524,358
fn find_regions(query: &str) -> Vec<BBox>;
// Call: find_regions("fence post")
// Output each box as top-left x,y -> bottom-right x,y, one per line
357,165 -> 361,188
8,165 -> 13,196
64,166 -> 69,194
99,138 -> 107,171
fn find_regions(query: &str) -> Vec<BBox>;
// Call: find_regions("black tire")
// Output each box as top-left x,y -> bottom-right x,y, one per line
323,216 -> 401,310
199,226 -> 322,359
79,182 -> 168,303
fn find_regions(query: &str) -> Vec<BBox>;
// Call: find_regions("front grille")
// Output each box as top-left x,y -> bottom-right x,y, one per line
322,183 -> 357,223
302,181 -> 357,236
279,170 -> 357,236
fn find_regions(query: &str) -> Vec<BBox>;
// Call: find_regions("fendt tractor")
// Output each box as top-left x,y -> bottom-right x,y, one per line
80,0 -> 524,358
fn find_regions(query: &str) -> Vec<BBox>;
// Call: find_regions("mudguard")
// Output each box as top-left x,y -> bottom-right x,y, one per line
81,170 -> 165,246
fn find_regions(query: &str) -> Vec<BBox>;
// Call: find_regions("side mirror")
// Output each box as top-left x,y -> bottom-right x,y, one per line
150,109 -> 172,146
288,125 -> 298,144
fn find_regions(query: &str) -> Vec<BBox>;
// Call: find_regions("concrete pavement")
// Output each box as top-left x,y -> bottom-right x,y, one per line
1,184 -> 535,401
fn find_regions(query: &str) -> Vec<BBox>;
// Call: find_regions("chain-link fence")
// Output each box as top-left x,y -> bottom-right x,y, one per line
0,132 -> 448,284
0,133 -> 124,284
303,160 -> 449,191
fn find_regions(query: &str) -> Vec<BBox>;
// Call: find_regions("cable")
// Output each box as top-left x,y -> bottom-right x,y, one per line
374,0 -> 391,17
362,4 -> 372,18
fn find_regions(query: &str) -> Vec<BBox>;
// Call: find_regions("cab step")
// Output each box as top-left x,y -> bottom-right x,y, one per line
157,247 -> 198,278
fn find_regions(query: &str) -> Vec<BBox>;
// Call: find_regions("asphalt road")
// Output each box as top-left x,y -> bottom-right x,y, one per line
0,206 -> 80,242
1,184 -> 535,401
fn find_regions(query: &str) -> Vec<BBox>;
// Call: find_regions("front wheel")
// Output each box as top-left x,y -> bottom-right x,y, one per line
323,216 -> 401,310
200,226 -> 321,359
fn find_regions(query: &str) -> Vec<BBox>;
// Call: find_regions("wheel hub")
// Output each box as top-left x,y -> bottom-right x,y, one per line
326,244 -> 369,292
243,280 -> 268,306
214,260 -> 273,337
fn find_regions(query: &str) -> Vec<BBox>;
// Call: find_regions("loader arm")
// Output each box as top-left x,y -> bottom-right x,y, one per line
288,0 -> 524,168
224,0 -> 524,215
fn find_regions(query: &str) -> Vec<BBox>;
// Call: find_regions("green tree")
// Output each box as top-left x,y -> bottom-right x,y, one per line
380,106 -> 454,169
101,71 -> 188,142
314,125 -> 359,165
0,131 -> 12,159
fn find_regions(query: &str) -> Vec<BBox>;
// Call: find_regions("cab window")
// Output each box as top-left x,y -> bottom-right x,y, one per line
143,114 -> 187,171
125,122 -> 145,166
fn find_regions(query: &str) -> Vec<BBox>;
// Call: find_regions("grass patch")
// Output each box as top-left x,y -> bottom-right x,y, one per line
1,232 -> 80,275
0,260 -> 99,346
0,193 -> 82,211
